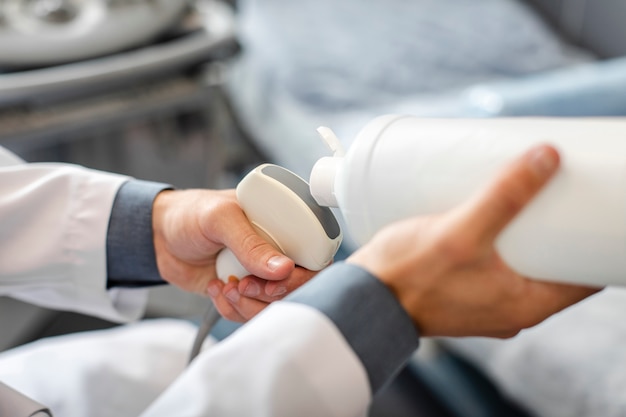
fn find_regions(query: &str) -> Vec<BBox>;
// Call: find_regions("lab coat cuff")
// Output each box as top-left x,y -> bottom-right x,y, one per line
106,180 -> 173,288
286,262 -> 420,394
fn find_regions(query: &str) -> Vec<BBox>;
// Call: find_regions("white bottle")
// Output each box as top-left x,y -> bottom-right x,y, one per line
310,114 -> 626,286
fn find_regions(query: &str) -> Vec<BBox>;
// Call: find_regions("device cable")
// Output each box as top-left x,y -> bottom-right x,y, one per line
188,302 -> 222,364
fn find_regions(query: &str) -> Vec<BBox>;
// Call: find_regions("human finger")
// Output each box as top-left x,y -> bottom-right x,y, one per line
222,281 -> 270,321
238,267 -> 318,302
448,144 -> 560,246
206,279 -> 246,322
216,208 -> 295,281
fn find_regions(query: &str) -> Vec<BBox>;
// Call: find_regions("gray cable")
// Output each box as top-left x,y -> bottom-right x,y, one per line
188,302 -> 222,364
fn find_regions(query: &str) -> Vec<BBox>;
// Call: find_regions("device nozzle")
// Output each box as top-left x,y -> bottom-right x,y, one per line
316,126 -> 345,157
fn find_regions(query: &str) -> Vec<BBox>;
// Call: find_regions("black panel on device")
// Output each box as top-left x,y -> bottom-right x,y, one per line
260,165 -> 341,240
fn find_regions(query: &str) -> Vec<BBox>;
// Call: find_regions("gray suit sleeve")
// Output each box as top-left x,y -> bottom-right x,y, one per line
286,262 -> 420,394
106,180 -> 173,288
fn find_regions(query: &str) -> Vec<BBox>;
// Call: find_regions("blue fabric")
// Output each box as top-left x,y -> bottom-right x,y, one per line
225,0 -> 622,182
106,180 -> 172,288
235,0 -> 592,113
287,262 -> 420,394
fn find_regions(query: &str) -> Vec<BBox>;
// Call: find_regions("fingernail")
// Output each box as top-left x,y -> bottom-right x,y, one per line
207,282 -> 220,298
225,288 -> 240,303
267,255 -> 288,272
242,281 -> 260,297
529,146 -> 558,178
266,284 -> 287,297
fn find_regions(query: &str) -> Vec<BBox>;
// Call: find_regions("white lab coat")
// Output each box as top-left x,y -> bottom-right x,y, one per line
0,147 -> 371,417
0,147 -> 145,322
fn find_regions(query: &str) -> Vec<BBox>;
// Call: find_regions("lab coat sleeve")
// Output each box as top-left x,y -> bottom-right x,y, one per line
140,263 -> 420,417
0,148 -> 149,322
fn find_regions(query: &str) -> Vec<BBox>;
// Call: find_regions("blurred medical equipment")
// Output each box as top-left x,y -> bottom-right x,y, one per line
0,0 -> 241,351
0,0 -> 240,187
0,0 -> 191,67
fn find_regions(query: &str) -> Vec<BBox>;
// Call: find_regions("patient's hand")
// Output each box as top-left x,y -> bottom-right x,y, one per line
207,269 -> 318,322
348,144 -> 601,338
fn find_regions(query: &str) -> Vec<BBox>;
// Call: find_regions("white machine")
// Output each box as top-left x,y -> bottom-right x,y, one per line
310,115 -> 626,287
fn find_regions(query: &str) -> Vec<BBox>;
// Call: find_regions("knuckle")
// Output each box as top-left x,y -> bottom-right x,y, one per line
241,232 -> 269,255
209,196 -> 241,218
199,198 -> 241,237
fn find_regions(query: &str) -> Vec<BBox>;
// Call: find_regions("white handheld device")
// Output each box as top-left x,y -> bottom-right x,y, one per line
215,163 -> 343,282
190,163 -> 342,363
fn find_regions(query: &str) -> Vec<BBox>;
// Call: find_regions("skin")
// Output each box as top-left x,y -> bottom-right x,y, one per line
347,144 -> 601,338
151,188 -> 316,322
150,144 -> 600,335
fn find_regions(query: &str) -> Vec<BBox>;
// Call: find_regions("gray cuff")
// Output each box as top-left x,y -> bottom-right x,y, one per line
0,382 -> 52,417
286,262 -> 420,394
106,180 -> 173,288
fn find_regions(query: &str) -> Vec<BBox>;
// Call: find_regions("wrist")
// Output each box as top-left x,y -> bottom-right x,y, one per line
151,189 -> 178,277
152,189 -> 175,243
346,251 -> 426,331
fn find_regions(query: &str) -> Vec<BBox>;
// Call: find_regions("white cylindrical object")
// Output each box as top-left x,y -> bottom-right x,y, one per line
310,115 -> 626,286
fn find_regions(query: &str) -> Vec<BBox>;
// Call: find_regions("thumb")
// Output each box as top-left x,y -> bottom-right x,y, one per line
447,144 -> 560,246
228,229 -> 295,280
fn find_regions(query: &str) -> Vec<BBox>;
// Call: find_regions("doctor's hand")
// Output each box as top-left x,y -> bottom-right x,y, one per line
348,144 -> 601,338
151,189 -> 316,322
